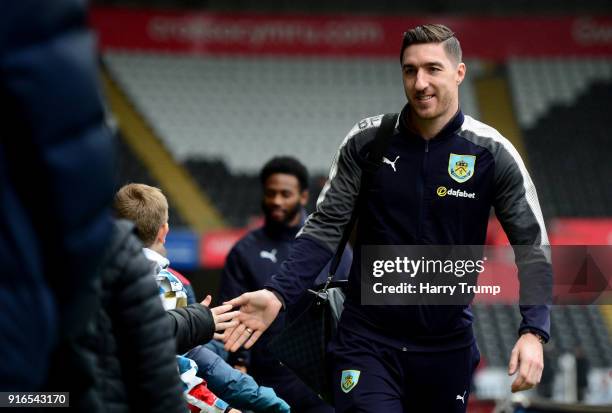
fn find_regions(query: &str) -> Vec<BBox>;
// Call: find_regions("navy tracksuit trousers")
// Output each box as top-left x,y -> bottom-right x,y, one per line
329,326 -> 480,413
259,371 -> 333,413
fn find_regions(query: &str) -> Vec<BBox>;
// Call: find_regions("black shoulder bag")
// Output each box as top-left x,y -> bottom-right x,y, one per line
268,113 -> 399,403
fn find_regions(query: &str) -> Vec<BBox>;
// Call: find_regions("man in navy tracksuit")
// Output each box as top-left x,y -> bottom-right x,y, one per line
219,157 -> 352,413
223,25 -> 552,412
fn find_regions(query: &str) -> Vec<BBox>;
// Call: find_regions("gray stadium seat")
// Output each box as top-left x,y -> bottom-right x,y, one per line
104,51 -> 482,175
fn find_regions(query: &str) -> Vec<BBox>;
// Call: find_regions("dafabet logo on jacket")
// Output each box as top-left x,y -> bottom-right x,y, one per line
340,370 -> 361,393
448,153 -> 476,183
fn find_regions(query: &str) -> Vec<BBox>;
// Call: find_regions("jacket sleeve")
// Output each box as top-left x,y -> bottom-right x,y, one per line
266,119 -> 371,306
219,246 -> 251,367
186,346 -> 290,413
337,244 -> 354,280
184,284 -> 197,305
107,227 -> 186,413
219,247 -> 251,303
493,139 -> 552,342
167,303 -> 216,354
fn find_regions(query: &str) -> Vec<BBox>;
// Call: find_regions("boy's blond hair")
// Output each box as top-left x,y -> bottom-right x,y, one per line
114,183 -> 168,247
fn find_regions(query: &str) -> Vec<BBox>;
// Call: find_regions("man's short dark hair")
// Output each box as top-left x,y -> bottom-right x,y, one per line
400,24 -> 462,64
260,156 -> 309,191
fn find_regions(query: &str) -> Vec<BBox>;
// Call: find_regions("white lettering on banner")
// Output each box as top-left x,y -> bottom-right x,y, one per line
149,18 -> 248,42
573,18 -> 612,45
148,18 -> 384,46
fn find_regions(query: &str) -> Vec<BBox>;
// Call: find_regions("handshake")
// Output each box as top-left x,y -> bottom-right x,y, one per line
209,290 -> 283,352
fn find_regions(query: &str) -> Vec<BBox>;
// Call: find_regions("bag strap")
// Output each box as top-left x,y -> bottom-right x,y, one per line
324,113 -> 399,289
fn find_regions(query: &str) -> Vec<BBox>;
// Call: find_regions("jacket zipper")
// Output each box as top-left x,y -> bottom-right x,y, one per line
417,140 -> 429,240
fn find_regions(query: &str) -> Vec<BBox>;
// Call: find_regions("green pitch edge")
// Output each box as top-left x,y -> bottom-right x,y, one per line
101,69 -> 226,232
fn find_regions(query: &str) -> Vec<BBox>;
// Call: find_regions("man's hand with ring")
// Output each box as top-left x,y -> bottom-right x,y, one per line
223,289 -> 283,352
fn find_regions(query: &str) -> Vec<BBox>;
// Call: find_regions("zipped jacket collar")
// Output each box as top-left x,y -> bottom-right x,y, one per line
398,103 -> 464,144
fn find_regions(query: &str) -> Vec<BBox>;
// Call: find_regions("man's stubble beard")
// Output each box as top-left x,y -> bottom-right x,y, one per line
262,200 -> 301,228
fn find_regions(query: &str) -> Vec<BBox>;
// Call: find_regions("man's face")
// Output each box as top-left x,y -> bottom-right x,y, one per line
262,173 -> 308,226
401,42 -> 465,121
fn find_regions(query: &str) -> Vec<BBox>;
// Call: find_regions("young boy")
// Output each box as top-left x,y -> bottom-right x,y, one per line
113,183 -> 234,347
114,183 -> 289,413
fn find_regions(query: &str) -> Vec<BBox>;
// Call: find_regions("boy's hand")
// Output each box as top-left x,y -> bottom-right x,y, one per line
201,295 -> 212,307
234,365 -> 247,374
201,295 -> 239,340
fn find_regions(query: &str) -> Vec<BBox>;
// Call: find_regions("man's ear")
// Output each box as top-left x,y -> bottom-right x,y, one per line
456,62 -> 466,86
157,222 -> 170,245
300,190 -> 309,207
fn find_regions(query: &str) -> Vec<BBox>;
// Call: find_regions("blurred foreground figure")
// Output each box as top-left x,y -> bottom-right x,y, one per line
0,0 -> 114,390
81,220 -> 185,412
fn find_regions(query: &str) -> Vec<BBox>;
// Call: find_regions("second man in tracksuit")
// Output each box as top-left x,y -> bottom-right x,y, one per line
220,157 -> 352,413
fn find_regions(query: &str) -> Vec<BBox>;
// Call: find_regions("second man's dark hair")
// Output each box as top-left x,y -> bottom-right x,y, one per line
260,156 -> 309,191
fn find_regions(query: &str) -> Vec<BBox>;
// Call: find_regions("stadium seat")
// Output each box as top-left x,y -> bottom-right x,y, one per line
507,59 -> 612,218
472,304 -> 612,368
104,52 -> 482,175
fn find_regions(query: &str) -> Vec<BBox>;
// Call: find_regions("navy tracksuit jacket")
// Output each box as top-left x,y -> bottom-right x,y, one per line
220,214 -> 352,412
265,106 -> 552,411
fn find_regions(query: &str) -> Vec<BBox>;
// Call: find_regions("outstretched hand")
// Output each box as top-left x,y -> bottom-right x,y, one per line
201,295 -> 240,341
508,333 -> 544,392
222,289 -> 283,352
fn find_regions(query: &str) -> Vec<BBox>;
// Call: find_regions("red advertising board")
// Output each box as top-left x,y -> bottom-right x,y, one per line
90,8 -> 612,59
549,218 -> 612,245
200,228 -> 248,269
199,218 -> 612,270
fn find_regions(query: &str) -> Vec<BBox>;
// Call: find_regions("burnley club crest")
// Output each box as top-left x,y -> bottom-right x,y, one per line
340,370 -> 361,393
448,153 -> 476,183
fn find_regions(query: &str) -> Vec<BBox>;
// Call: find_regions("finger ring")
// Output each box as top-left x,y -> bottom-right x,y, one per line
246,328 -> 253,335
